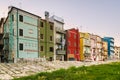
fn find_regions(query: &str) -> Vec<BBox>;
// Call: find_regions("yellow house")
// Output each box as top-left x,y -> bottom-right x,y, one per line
80,32 -> 91,61
102,41 -> 108,60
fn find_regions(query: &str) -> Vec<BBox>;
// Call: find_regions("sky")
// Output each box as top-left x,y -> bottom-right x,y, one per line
0,0 -> 120,46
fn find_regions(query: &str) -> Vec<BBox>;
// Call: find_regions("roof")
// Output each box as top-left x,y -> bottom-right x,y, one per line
9,6 -> 41,18
4,6 -> 41,24
103,37 -> 114,39
50,15 -> 64,24
41,19 -> 54,24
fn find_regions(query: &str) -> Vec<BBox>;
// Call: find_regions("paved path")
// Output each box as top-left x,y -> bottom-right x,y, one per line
0,60 -> 119,80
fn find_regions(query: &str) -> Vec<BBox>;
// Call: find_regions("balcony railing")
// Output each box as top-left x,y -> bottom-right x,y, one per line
55,27 -> 64,34
84,40 -> 91,46
56,38 -> 61,44
110,39 -> 114,42
56,50 -> 66,55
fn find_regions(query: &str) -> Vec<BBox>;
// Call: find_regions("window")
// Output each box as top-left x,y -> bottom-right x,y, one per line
19,29 -> 23,36
40,34 -> 43,39
68,50 -> 70,54
74,34 -> 76,39
41,46 -> 43,51
19,15 -> 23,22
13,29 -> 14,36
12,15 -> 14,21
40,22 -> 43,27
74,43 -> 76,47
49,47 -> 53,52
50,36 -> 53,41
19,43 -> 23,50
50,25 -> 53,30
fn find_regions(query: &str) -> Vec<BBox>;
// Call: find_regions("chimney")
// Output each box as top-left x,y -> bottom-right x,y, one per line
8,6 -> 12,12
45,11 -> 49,22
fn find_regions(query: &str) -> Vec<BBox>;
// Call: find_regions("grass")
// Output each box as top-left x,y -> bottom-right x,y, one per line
13,62 -> 120,80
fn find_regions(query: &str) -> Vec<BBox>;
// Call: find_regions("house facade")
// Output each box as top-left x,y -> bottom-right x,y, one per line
66,28 -> 80,61
96,36 -> 103,61
39,19 -> 54,60
50,15 -> 66,61
3,6 -> 40,62
103,37 -> 114,59
114,46 -> 120,59
90,34 -> 97,61
80,32 -> 91,61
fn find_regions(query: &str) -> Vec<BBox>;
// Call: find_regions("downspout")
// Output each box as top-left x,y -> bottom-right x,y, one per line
17,9 -> 19,59
38,18 -> 40,58
45,20 -> 47,60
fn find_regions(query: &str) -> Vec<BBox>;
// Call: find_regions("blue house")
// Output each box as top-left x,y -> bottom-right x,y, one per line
103,37 -> 114,57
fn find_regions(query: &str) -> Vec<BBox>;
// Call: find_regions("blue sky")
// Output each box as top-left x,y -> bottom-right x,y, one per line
0,0 -> 120,46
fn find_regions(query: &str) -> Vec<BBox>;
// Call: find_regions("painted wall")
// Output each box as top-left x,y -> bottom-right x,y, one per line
96,36 -> 103,61
80,32 -> 91,61
80,38 -> 84,60
50,15 -> 66,61
66,28 -> 80,61
40,19 -> 54,60
114,46 -> 120,59
4,7 -> 39,62
103,37 -> 114,57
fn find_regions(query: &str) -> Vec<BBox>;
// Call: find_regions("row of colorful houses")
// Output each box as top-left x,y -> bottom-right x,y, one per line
0,6 -> 118,63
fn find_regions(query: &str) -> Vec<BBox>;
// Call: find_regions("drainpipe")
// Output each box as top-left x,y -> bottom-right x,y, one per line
16,9 -> 19,63
45,20 -> 47,60
38,18 -> 40,58
54,22 -> 56,61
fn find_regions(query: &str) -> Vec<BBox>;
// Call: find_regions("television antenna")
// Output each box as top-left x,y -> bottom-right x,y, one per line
19,2 -> 22,9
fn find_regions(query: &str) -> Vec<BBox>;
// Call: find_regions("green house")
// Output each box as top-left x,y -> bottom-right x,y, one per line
39,19 -> 54,60
3,6 -> 40,62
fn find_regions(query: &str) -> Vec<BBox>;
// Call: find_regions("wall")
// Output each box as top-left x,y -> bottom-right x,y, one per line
4,8 -> 39,62
66,29 -> 80,61
40,19 -> 54,60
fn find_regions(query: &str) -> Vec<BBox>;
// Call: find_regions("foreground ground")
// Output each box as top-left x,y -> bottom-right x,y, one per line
0,60 -> 119,80
14,61 -> 120,80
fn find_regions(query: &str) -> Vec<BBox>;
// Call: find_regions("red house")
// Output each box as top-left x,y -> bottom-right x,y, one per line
66,28 -> 80,61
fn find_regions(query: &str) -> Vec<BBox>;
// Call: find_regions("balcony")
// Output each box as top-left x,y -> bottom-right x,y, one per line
56,38 -> 61,44
55,27 -> 65,34
110,43 -> 114,47
56,50 -> 66,55
110,39 -> 114,43
84,40 -> 91,47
